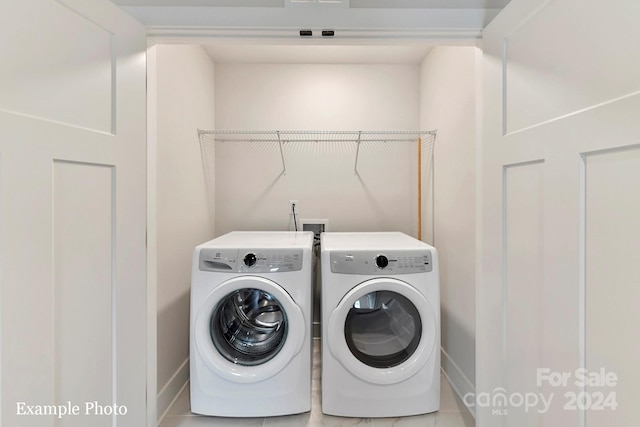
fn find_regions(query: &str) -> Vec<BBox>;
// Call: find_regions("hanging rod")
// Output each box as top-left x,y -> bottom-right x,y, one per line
198,129 -> 437,174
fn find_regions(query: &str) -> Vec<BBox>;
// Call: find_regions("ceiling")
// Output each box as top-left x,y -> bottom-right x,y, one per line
111,0 -> 511,64
199,41 -> 433,64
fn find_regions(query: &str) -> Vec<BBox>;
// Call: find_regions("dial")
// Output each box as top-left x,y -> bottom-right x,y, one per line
375,254 -> 389,269
243,253 -> 257,267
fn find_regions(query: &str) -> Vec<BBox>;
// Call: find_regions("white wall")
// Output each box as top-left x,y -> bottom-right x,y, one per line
420,46 -> 479,409
214,64 -> 421,235
149,44 -> 216,421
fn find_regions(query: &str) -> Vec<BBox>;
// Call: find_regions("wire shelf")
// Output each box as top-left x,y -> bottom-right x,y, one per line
198,130 -> 436,143
198,129 -> 437,174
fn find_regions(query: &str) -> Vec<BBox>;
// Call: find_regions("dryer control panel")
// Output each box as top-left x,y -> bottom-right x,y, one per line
199,248 -> 303,273
330,250 -> 432,274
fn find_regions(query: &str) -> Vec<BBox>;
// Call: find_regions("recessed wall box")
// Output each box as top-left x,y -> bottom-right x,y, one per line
300,219 -> 329,241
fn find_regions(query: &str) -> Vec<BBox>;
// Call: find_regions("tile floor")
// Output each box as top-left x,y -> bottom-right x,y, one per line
160,341 -> 475,427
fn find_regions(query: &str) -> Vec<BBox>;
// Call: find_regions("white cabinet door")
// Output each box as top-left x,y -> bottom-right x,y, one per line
0,1 -> 147,426
480,0 -> 640,426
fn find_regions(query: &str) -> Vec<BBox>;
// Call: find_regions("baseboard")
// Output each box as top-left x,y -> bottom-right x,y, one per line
157,357 -> 190,425
441,348 -> 475,418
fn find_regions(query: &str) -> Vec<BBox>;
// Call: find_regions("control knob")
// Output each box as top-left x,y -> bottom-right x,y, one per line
244,253 -> 257,267
375,254 -> 389,269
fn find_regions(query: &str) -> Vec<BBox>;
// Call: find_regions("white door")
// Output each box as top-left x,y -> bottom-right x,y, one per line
327,278 -> 437,385
480,0 -> 640,426
194,276 -> 305,383
0,1 -> 147,426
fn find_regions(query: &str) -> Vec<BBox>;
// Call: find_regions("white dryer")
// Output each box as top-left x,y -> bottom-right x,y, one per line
321,232 -> 440,417
190,231 -> 314,417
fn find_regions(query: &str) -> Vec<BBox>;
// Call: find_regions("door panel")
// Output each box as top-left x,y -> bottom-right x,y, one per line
504,0 -> 640,133
54,161 -> 114,427
584,146 -> 640,427
504,161 -> 544,427
0,1 -> 147,426
481,0 -> 640,425
0,0 -> 114,133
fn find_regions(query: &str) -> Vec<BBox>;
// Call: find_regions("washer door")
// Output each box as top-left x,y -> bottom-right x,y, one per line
194,276 -> 305,383
328,278 -> 436,385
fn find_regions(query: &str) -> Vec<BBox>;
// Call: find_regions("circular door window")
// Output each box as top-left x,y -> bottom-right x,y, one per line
328,278 -> 436,385
194,276 -> 305,383
210,288 -> 287,366
345,291 -> 421,368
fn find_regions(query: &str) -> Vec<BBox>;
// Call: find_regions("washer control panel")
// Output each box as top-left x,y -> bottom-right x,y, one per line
330,250 -> 432,274
199,248 -> 303,273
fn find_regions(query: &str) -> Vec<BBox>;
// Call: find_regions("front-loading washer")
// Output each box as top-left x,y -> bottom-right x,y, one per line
190,231 -> 314,417
321,232 -> 440,417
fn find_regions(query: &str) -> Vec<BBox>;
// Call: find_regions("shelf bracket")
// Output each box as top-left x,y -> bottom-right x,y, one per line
276,131 -> 287,175
353,131 -> 362,174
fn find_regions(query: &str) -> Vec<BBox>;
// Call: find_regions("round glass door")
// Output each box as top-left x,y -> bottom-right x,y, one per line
194,276 -> 305,383
345,291 -> 421,368
327,278 -> 436,385
210,288 -> 287,366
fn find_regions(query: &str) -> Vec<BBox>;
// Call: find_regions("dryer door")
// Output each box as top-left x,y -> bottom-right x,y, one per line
328,278 -> 437,385
194,276 -> 305,383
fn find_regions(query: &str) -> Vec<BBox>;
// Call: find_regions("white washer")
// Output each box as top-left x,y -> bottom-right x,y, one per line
321,232 -> 440,417
190,231 -> 314,417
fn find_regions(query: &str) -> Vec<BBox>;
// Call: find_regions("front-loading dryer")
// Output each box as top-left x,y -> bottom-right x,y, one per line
190,231 -> 314,417
321,232 -> 440,417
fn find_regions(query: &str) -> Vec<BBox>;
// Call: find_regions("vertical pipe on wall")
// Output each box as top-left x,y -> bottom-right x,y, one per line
418,137 -> 422,241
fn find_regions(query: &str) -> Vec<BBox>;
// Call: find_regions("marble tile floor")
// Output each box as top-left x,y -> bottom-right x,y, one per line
160,340 -> 474,427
